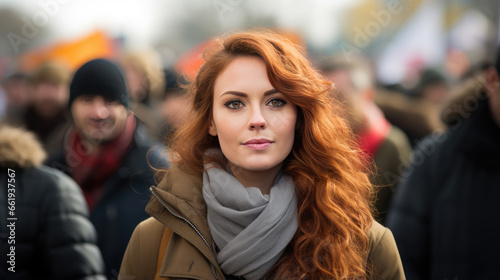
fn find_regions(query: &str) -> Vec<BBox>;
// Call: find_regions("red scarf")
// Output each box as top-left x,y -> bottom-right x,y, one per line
357,117 -> 391,159
68,115 -> 136,211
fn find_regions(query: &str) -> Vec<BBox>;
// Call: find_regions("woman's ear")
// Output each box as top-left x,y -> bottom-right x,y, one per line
209,120 -> 217,136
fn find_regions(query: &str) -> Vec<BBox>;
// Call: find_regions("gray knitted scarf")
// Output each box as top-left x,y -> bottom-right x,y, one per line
202,164 -> 298,280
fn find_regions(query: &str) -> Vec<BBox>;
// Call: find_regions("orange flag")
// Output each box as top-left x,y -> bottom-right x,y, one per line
20,30 -> 116,72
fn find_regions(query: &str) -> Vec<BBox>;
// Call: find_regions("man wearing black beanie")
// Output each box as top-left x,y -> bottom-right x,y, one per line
46,58 -> 168,279
387,48 -> 500,280
69,58 -> 131,144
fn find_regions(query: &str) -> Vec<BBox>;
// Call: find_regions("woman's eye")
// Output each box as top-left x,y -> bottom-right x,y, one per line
225,100 -> 244,109
268,99 -> 286,107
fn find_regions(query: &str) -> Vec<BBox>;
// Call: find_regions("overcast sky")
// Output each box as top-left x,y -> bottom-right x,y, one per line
0,0 -> 361,50
1,0 -> 497,84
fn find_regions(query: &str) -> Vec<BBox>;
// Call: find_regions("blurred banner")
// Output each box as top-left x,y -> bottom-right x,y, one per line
175,39 -> 214,80
19,30 -> 116,72
175,28 -> 303,79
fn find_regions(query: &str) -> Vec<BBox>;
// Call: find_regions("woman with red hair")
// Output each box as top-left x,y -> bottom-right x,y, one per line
120,30 -> 404,280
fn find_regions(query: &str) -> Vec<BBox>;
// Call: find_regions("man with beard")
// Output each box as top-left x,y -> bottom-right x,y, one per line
5,62 -> 72,158
46,58 -> 168,279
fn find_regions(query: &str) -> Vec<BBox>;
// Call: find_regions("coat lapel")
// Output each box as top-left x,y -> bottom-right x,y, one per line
146,166 -> 225,279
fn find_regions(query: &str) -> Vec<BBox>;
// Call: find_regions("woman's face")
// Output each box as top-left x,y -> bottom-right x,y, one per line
210,56 -> 298,173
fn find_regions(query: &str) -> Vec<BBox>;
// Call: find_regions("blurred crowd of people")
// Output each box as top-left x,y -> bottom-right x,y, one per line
1,28 -> 499,279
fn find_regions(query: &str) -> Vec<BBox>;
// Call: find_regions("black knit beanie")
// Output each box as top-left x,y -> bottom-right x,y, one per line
69,58 -> 129,109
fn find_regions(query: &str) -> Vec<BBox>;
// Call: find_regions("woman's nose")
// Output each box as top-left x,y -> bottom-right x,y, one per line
248,107 -> 266,130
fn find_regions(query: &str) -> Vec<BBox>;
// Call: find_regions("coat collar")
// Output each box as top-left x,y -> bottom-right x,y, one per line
146,166 -> 225,279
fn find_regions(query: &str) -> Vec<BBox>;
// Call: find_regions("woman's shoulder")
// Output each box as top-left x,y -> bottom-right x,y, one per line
120,217 -> 167,280
131,217 -> 166,249
368,220 -> 391,247
367,220 -> 406,280
156,165 -> 203,197
125,217 -> 166,260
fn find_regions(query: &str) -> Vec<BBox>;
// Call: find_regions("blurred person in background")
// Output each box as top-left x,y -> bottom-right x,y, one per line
121,50 -> 165,141
441,63 -> 491,128
413,68 -> 451,107
375,68 -> 449,147
0,72 -> 30,123
0,125 -> 106,279
46,58 -> 168,278
386,49 -> 500,279
120,30 -> 403,280
4,62 -> 72,158
159,69 -> 191,145
375,89 -> 446,147
318,56 -> 412,224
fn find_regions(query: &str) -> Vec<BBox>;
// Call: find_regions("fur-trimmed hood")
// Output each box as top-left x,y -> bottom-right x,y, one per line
0,125 -> 47,168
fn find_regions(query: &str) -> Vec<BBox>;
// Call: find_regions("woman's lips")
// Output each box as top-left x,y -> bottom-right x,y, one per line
242,139 -> 273,150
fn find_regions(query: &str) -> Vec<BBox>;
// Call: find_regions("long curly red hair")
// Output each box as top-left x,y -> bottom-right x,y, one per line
169,30 -> 373,279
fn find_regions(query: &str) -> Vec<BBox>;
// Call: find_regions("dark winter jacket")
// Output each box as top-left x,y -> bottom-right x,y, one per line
0,126 -> 106,279
46,126 -> 169,278
386,96 -> 500,279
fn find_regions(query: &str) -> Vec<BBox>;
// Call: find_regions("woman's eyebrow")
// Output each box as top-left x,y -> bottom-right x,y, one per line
221,91 -> 247,97
264,89 -> 279,96
221,88 -> 279,98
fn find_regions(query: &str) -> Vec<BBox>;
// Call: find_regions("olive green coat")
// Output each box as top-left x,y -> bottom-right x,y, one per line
120,167 -> 405,280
